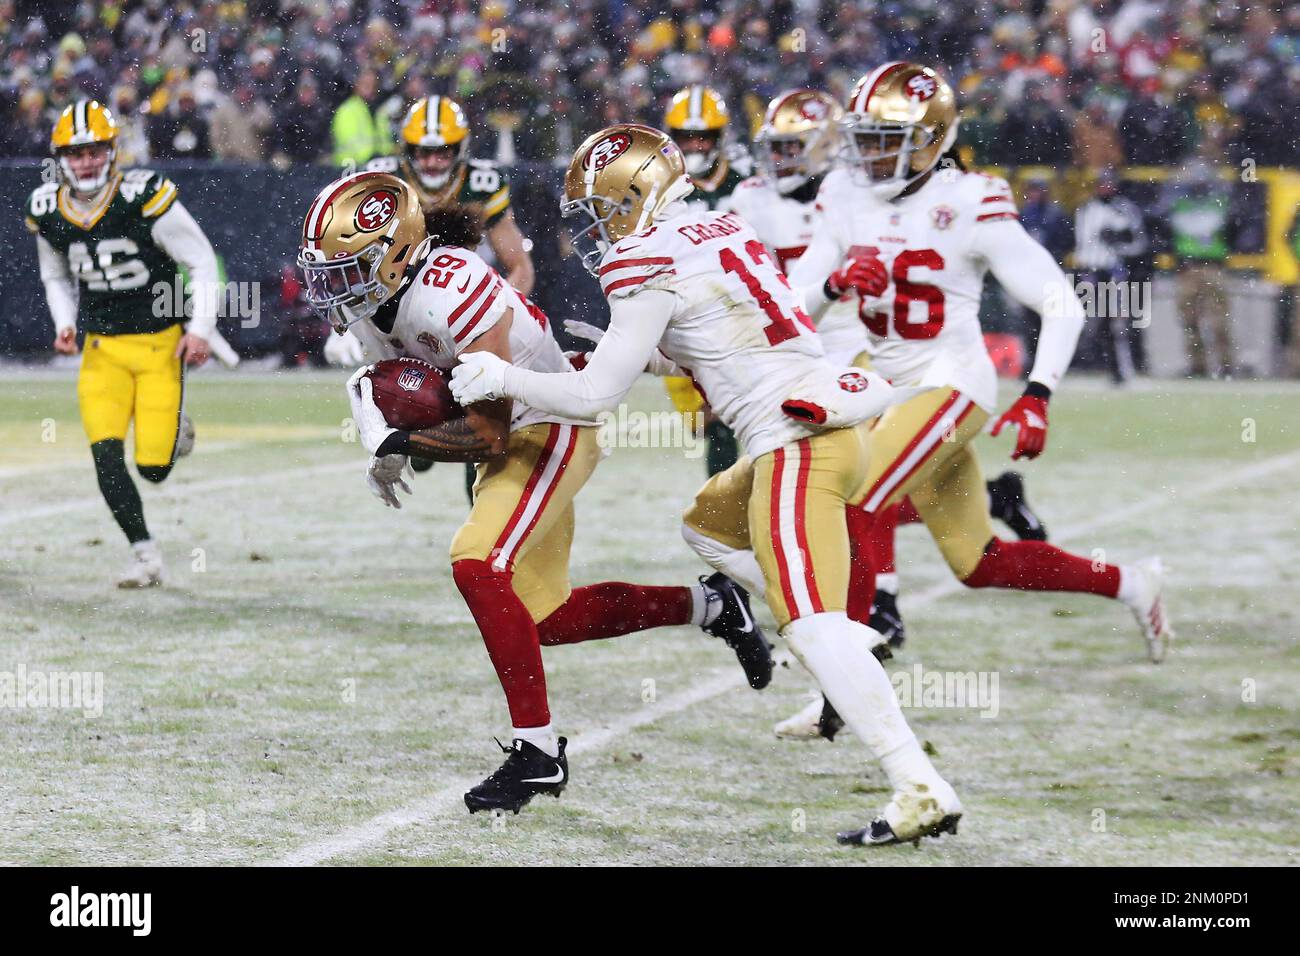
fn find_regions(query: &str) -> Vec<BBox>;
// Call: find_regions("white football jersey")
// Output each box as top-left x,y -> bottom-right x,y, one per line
791,167 -> 1020,411
727,175 -> 869,367
598,207 -> 832,459
353,246 -> 586,430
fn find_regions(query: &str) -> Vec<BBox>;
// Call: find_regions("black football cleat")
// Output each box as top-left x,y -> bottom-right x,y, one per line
701,572 -> 773,690
464,737 -> 568,814
836,813 -> 961,847
987,471 -> 1048,541
870,589 -> 907,649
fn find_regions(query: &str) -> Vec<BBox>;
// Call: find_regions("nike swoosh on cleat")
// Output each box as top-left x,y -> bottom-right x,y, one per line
734,597 -> 755,634
522,769 -> 565,784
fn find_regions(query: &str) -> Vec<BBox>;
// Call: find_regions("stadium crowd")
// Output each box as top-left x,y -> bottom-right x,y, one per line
1,0 -> 1297,171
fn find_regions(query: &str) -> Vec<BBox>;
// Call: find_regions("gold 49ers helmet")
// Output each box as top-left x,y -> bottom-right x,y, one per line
841,62 -> 959,199
51,99 -> 119,194
400,95 -> 470,190
754,89 -> 843,195
562,124 -> 694,275
663,85 -> 729,177
298,172 -> 432,332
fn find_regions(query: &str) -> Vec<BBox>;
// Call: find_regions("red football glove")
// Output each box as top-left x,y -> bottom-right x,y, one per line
991,388 -> 1050,460
825,254 -> 888,300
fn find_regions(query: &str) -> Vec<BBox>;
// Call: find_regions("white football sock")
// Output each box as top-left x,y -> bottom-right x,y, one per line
1116,565 -> 1140,605
512,724 -> 560,758
874,572 -> 900,595
689,583 -> 723,626
782,612 -> 941,791
681,523 -> 766,598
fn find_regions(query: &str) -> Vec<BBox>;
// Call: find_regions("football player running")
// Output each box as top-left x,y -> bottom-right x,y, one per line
700,89 -> 1052,675
298,172 -> 772,815
27,100 -> 218,587
450,124 -> 964,846
780,63 -> 1171,738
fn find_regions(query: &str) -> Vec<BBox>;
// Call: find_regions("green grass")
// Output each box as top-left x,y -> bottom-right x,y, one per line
1,369 -> 1298,865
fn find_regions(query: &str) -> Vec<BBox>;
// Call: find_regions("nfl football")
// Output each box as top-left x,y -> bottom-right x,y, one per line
365,358 -> 464,430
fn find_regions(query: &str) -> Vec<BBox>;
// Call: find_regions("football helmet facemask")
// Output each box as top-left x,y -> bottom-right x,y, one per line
298,172 -> 432,333
51,100 -> 119,194
561,124 -> 694,275
841,62 -> 959,199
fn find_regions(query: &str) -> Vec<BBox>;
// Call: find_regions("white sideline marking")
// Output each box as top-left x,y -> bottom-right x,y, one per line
0,460 -> 356,527
271,447 -> 1300,866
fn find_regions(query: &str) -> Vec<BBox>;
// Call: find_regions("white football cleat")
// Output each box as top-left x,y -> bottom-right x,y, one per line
117,539 -> 163,589
774,695 -> 827,740
837,777 -> 963,846
174,413 -> 196,458
1124,557 -> 1173,663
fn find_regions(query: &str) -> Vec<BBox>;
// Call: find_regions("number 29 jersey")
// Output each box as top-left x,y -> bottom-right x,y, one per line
597,208 -> 832,459
791,167 -> 1020,412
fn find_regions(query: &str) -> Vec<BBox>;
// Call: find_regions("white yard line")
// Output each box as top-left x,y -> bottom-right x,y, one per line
270,446 -> 1300,866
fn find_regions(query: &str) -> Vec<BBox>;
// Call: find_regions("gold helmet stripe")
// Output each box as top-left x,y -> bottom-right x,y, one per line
852,61 -> 907,113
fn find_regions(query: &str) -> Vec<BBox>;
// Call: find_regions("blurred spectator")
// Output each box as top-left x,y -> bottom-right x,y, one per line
148,83 -> 211,160
1017,176 -> 1073,367
1071,99 -> 1124,172
110,84 -> 150,166
1074,170 -> 1148,384
331,69 -> 384,167
1160,159 -> 1234,377
276,77 -> 331,165
1,87 -> 49,157
1287,205 -> 1300,378
211,83 -> 272,163
996,80 -> 1071,166
1119,78 -> 1188,165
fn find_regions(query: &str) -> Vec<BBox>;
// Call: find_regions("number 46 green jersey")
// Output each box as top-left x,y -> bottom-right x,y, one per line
26,169 -> 186,335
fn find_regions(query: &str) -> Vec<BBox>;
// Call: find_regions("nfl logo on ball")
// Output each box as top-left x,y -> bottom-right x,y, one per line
397,367 -> 427,391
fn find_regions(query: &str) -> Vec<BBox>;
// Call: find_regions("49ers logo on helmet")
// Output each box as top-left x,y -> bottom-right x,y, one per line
904,74 -> 938,102
585,132 -> 632,171
838,372 -> 869,393
798,98 -> 829,121
355,189 -> 398,231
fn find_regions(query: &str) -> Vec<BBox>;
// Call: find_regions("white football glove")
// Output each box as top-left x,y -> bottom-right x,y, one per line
366,454 -> 413,509
563,319 -> 606,346
449,351 -> 511,405
346,365 -> 397,454
324,328 -> 367,367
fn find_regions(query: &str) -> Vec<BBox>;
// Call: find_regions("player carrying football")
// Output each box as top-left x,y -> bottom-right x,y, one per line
450,124 -> 964,846
776,64 -> 1172,735
297,171 -> 772,815
27,100 -> 217,587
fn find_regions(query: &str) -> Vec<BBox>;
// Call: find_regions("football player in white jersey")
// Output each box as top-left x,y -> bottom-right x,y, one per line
718,89 -> 1052,674
781,63 -> 1172,735
451,124 -> 964,846
298,172 -> 773,815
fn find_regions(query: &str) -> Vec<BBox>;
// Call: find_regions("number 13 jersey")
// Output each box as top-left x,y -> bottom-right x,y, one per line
598,207 -> 833,459
790,166 -> 1020,412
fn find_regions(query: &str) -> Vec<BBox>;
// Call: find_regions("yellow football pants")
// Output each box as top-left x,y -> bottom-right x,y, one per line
78,325 -> 184,467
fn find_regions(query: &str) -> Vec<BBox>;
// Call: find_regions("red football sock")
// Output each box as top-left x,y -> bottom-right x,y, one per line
452,558 -> 550,728
897,497 -> 922,525
537,584 -> 694,646
845,506 -> 877,626
870,500 -> 902,574
962,538 -> 1120,596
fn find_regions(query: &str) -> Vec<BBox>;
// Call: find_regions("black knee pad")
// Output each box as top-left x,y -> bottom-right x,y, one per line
137,464 -> 173,484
